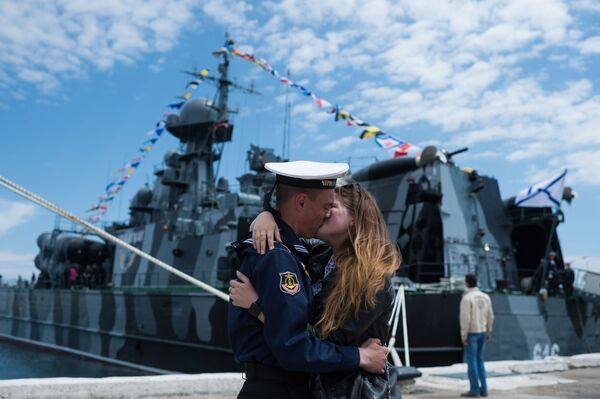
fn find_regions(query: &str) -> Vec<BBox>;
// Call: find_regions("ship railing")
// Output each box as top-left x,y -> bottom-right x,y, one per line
398,261 -> 446,285
515,267 -> 540,279
53,216 -> 88,234
399,261 -> 473,292
345,155 -> 379,172
111,270 -> 228,291
415,279 -> 466,293
506,206 -> 555,223
53,215 -> 123,235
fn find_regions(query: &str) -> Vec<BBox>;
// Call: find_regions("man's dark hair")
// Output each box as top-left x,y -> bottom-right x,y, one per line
276,183 -> 319,208
465,273 -> 477,288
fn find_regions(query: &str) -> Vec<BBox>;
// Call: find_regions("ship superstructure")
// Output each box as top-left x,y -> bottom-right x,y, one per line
0,39 -> 598,372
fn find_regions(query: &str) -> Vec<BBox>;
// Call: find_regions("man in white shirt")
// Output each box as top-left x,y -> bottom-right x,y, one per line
460,273 -> 494,397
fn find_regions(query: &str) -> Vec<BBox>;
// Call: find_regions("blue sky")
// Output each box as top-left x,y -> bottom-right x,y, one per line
0,0 -> 599,281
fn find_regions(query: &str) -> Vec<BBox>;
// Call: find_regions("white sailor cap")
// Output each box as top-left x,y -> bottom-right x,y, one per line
265,161 -> 349,189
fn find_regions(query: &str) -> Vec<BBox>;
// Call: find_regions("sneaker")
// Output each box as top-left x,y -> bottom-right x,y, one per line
460,392 -> 480,398
480,391 -> 488,397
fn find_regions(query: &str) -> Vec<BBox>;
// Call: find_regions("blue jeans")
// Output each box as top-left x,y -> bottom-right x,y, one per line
465,332 -> 487,395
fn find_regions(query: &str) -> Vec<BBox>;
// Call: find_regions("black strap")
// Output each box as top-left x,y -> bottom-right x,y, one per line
263,182 -> 278,212
248,301 -> 262,318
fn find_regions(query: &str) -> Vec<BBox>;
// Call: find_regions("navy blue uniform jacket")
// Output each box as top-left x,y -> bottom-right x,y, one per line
227,220 -> 360,373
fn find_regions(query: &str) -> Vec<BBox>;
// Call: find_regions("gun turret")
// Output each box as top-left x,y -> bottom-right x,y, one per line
352,145 -> 438,181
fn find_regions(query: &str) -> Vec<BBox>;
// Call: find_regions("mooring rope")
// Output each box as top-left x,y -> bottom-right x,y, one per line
0,175 -> 229,302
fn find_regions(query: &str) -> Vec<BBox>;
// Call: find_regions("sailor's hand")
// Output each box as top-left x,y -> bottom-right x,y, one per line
251,211 -> 280,254
486,334 -> 491,343
358,338 -> 388,374
229,271 -> 258,309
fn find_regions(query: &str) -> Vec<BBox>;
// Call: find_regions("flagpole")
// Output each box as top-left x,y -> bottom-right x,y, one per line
539,209 -> 564,290
0,174 -> 230,302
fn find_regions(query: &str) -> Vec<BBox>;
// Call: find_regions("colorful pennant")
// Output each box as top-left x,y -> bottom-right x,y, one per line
224,44 -> 418,157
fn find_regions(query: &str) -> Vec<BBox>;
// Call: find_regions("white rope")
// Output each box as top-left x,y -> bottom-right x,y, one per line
399,284 -> 410,367
387,283 -> 405,367
387,284 -> 412,367
0,175 -> 230,302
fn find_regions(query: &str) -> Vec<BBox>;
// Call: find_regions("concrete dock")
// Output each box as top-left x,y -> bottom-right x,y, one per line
403,353 -> 600,399
1,354 -> 599,398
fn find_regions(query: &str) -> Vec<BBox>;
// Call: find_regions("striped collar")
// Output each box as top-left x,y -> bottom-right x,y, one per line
276,219 -> 309,262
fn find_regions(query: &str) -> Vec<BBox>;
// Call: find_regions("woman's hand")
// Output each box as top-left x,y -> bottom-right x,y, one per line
250,211 -> 281,254
229,271 -> 259,309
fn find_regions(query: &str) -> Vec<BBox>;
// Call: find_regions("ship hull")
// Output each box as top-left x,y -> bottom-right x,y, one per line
401,292 -> 600,366
1,288 -> 599,371
0,288 -> 236,373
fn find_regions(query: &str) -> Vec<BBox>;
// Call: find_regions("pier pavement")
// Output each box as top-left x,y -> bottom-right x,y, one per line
0,354 -> 598,398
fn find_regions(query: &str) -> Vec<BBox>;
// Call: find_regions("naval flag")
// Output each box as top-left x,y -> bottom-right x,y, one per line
515,170 -> 567,208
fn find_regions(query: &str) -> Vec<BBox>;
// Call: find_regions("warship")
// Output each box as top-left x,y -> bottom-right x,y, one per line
1,39 -> 599,373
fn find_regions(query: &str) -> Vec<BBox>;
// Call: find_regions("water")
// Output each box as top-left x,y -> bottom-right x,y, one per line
0,338 -> 150,380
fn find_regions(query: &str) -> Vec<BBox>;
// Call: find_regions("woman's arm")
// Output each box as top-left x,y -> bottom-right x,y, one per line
230,271 -> 264,322
250,211 -> 281,254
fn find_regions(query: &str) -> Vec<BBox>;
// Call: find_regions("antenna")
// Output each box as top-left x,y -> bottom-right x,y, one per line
181,70 -> 261,97
282,69 -> 291,160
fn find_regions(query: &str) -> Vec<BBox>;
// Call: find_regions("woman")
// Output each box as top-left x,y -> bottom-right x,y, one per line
230,183 -> 402,398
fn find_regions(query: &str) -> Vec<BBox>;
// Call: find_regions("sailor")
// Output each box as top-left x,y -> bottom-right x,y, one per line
547,251 -> 558,272
227,160 -> 388,399
546,251 -> 558,293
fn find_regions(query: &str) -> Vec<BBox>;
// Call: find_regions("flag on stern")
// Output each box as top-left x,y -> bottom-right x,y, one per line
515,170 -> 567,208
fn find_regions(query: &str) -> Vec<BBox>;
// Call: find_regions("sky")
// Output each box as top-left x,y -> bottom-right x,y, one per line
0,0 -> 599,282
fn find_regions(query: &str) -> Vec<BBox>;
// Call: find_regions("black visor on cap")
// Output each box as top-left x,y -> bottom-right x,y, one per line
276,174 -> 336,189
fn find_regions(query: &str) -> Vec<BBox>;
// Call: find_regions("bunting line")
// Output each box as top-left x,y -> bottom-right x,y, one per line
85,68 -> 211,223
220,43 -> 420,157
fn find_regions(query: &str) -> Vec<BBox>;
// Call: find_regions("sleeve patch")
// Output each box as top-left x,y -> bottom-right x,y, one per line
279,271 -> 301,295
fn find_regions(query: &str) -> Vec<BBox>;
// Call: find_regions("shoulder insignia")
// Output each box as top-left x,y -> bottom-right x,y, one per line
279,271 -> 301,295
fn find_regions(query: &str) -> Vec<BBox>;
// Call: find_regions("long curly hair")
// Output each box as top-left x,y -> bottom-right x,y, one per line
315,184 -> 401,338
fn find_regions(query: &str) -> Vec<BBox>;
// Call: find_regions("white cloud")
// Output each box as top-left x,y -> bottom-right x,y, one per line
572,0 -> 600,13
208,1 -> 600,186
322,136 -> 358,152
577,36 -> 600,54
290,102 -> 331,130
214,1 -> 599,187
149,56 -> 166,73
0,200 -> 36,235
201,0 -> 255,31
0,250 -> 34,264
0,250 -> 36,281
566,255 -> 600,273
3,1 -> 600,187
556,150 -> 600,186
0,0 -> 200,93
